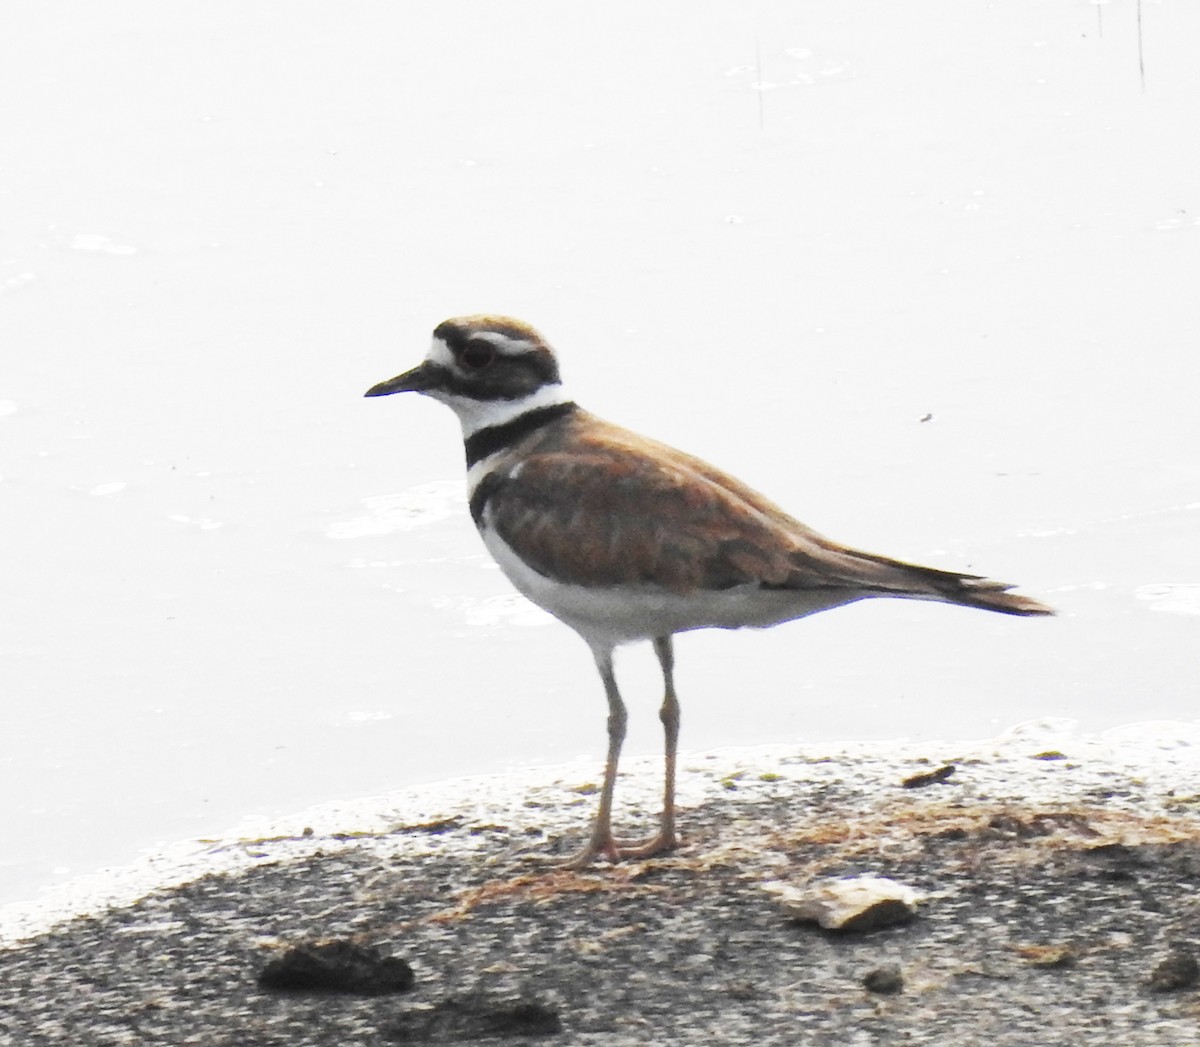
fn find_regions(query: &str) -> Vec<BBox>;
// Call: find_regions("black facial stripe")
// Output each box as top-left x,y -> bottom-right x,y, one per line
428,355 -> 560,402
433,366 -> 502,400
463,402 -> 578,469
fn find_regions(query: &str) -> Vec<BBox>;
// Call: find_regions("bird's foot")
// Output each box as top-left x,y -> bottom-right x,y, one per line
548,833 -> 621,870
611,829 -> 678,860
549,828 -> 677,870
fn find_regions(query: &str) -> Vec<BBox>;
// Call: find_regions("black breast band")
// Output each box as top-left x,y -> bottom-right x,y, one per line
463,402 -> 577,469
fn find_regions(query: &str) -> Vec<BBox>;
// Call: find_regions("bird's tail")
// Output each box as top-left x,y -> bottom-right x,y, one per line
923,570 -> 1055,617
858,554 -> 1055,617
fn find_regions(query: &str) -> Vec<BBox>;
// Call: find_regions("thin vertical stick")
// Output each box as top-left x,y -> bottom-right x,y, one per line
1137,0 -> 1146,91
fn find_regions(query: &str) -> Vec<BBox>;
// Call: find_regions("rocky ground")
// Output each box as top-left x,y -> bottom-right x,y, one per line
3,727 -> 1200,1045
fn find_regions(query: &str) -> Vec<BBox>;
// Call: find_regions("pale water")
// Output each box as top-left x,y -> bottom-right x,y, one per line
2,0 -> 1198,907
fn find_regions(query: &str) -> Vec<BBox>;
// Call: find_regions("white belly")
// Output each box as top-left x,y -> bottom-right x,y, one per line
479,522 -> 864,648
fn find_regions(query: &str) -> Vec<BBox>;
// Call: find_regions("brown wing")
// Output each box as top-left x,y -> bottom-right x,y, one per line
481,413 -> 1054,615
485,450 -> 803,594
481,416 -> 875,595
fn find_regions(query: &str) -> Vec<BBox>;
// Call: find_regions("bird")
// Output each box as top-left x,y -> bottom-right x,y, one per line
365,314 -> 1053,868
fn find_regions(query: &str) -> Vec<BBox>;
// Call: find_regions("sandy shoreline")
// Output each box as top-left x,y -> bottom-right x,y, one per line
3,722 -> 1200,1044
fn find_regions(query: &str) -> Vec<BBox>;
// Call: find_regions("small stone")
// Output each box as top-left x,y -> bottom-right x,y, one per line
901,764 -> 955,788
1084,842 -> 1142,883
385,996 -> 561,1041
1147,950 -> 1199,992
258,939 -> 414,995
766,875 -> 920,932
863,964 -> 904,994
1016,944 -> 1077,968
397,816 -> 463,835
985,813 -> 1059,839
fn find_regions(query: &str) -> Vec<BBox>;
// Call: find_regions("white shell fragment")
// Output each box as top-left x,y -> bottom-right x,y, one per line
765,874 -> 920,932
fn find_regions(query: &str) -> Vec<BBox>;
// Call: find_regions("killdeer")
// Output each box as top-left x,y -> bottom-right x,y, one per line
366,315 -> 1053,867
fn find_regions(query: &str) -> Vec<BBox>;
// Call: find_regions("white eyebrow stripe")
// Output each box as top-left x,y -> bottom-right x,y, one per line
470,331 -> 537,356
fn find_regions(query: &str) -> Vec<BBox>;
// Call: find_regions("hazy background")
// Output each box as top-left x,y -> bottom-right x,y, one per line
2,0 -> 1198,907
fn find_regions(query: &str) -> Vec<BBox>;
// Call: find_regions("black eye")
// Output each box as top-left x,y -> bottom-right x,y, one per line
459,341 -> 495,370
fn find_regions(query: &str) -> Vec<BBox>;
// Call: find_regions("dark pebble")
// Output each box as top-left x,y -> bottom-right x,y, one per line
901,765 -> 956,789
1082,842 -> 1143,883
258,939 -> 415,995
385,996 -> 562,1042
985,813 -> 1074,839
863,964 -> 904,994
1147,950 -> 1199,993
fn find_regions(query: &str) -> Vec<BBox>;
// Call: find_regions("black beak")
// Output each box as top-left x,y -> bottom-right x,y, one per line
364,361 -> 441,397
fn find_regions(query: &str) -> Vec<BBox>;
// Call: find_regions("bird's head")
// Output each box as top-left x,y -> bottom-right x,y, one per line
366,315 -> 571,435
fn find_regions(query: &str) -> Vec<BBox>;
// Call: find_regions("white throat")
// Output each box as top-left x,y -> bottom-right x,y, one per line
433,382 -> 573,438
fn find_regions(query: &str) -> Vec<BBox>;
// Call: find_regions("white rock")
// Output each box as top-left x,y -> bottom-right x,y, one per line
764,874 -> 920,931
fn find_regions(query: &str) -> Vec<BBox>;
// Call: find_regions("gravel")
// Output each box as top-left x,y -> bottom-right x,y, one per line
3,723 -> 1200,1045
